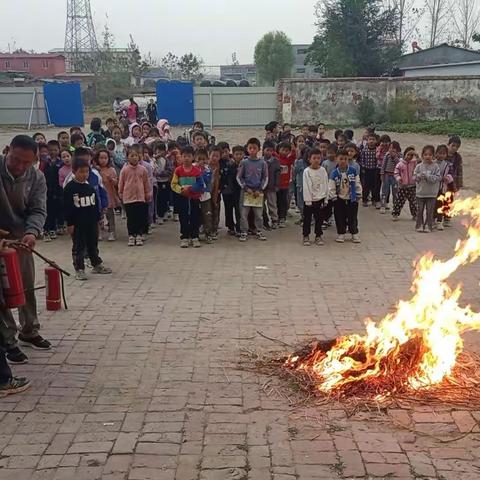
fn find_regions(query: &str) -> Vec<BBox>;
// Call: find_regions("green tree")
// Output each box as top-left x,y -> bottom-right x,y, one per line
160,52 -> 180,79
160,52 -> 203,80
254,31 -> 295,86
178,53 -> 203,81
307,0 -> 401,77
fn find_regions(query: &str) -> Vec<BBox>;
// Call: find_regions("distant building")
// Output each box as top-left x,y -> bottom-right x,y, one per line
49,47 -> 132,73
291,44 -> 322,78
397,43 -> 480,77
220,64 -> 257,83
0,53 -> 66,77
131,67 -> 169,88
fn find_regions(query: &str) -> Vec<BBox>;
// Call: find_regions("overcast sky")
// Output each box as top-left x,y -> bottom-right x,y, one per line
1,0 -> 318,65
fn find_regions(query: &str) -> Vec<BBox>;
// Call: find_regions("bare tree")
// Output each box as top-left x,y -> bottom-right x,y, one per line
424,0 -> 451,47
452,0 -> 480,47
388,0 -> 425,46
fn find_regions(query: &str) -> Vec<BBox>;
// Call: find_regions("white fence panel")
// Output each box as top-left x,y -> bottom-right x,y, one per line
0,87 -> 48,126
194,87 -> 277,127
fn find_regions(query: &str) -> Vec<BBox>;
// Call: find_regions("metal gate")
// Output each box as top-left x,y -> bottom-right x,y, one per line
194,87 -> 277,127
156,81 -> 194,125
44,82 -> 84,127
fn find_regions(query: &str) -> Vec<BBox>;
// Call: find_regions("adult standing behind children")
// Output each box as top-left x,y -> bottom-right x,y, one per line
0,135 -> 51,365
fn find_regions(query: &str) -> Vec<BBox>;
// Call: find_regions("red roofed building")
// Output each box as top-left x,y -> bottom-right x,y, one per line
0,53 -> 66,77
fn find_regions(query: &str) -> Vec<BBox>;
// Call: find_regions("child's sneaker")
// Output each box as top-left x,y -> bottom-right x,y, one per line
335,234 -> 345,243
425,227 -> 432,233
49,231 -> 57,240
352,234 -> 361,243
303,237 -> 311,246
180,239 -> 189,248
107,232 -> 116,242
315,236 -> 324,246
416,227 -> 424,233
278,220 -> 286,228
256,231 -> 267,241
75,270 -> 87,281
192,238 -> 201,248
135,236 -> 144,246
92,264 -> 112,274
128,236 -> 135,247
437,221 -> 444,231
173,214 -> 179,222
206,236 -> 214,244
157,217 -> 164,225
0,376 -> 30,396
380,207 -> 386,214
238,233 -> 248,242
392,215 -> 399,222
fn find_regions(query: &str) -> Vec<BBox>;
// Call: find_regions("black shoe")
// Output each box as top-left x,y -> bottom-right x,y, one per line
18,334 -> 52,350
6,347 -> 28,365
0,377 -> 30,396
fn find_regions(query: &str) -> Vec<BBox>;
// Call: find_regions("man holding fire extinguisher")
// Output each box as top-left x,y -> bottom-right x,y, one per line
0,135 -> 51,365
0,236 -> 30,395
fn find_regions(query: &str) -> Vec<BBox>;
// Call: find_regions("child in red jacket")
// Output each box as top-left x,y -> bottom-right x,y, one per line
274,142 -> 296,227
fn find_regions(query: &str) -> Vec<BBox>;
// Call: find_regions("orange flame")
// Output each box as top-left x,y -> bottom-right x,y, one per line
286,195 -> 480,393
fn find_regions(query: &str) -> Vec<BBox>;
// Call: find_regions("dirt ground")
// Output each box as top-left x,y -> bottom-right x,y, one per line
1,125 -> 479,191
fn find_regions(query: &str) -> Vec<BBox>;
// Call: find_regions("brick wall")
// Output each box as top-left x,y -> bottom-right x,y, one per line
278,76 -> 480,124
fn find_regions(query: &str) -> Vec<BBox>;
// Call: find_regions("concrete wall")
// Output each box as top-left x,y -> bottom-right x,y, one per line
279,76 -> 480,124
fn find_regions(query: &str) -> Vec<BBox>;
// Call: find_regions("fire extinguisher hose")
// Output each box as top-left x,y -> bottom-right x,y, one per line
7,241 -> 70,310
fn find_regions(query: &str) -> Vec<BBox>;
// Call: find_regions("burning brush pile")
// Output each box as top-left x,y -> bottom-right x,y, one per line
259,195 -> 480,408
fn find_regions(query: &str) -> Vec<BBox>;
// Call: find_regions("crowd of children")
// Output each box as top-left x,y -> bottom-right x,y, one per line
4,116 -> 463,279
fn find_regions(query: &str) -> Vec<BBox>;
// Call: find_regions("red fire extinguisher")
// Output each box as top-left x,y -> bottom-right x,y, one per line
0,248 -> 26,308
45,267 -> 61,311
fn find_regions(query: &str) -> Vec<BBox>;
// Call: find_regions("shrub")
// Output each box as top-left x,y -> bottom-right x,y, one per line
356,97 -> 376,126
387,95 -> 416,123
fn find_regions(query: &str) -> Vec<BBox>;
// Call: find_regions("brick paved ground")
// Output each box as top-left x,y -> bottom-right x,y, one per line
1,199 -> 480,480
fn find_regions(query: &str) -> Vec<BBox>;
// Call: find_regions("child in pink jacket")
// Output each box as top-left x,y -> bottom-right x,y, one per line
118,146 -> 151,247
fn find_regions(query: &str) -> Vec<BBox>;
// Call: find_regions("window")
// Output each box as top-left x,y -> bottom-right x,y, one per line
296,67 -> 306,74
5,60 -> 11,69
23,60 -> 29,68
297,48 -> 308,55
42,59 -> 49,69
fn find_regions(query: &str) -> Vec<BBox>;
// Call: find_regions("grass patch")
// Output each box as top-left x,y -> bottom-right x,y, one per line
378,120 -> 480,139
